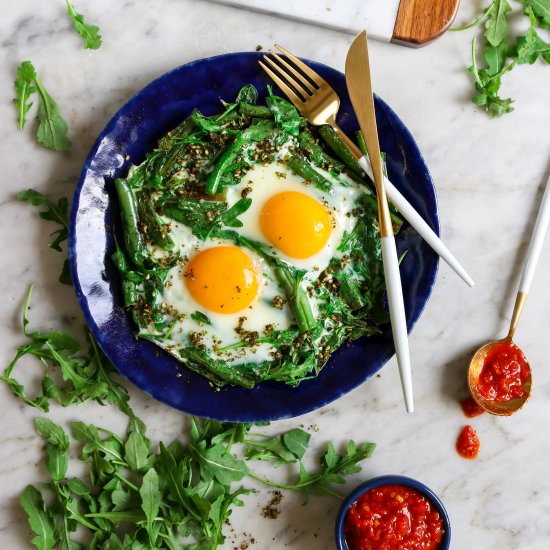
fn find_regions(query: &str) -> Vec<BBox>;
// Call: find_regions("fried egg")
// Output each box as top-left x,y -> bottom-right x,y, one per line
225,141 -> 365,276
140,140 -> 370,364
144,222 -> 294,364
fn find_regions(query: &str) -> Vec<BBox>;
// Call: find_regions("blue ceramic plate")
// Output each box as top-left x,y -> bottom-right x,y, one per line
69,52 -> 439,422
335,475 -> 451,549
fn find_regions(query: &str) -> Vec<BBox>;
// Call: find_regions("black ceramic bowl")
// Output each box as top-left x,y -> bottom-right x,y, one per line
336,475 -> 451,549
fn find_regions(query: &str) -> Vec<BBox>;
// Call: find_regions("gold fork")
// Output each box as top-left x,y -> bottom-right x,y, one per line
258,45 -> 475,289
259,45 -> 364,163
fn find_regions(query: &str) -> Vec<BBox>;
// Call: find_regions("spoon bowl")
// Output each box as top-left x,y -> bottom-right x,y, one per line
468,338 -> 532,416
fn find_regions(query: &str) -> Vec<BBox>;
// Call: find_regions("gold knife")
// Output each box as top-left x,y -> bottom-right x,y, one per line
346,30 -> 414,413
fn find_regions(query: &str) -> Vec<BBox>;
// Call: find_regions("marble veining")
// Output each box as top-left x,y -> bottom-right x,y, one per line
1,1 -> 550,548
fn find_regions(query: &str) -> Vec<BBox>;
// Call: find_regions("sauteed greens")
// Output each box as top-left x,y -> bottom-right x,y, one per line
113,85 -> 402,388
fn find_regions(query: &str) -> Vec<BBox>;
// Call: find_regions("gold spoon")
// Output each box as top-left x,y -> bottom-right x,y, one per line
468,174 -> 550,415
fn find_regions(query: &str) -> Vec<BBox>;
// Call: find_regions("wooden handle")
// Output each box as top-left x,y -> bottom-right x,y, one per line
392,0 -> 460,47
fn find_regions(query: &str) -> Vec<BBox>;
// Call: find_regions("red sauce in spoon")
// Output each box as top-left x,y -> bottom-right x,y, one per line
477,341 -> 530,402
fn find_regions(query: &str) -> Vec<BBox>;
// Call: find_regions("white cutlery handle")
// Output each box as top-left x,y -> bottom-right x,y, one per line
359,155 -> 475,287
381,236 -> 414,413
518,174 -> 550,294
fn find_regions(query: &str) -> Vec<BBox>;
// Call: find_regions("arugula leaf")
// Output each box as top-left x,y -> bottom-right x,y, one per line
11,62 -> 71,149
235,84 -> 258,104
17,189 -> 68,252
17,399 -> 376,549
13,61 -> 36,130
217,198 -> 252,228
191,442 -> 249,485
124,431 -> 150,471
283,429 -> 311,459
519,0 -> 550,29
266,86 -> 302,136
17,188 -> 73,284
35,418 -> 70,481
71,422 -> 125,465
513,26 -> 550,64
484,42 -> 508,75
484,0 -> 511,46
20,485 -> 56,550
244,428 -> 311,466
139,468 -> 161,545
66,0 -> 102,50
34,73 -> 71,151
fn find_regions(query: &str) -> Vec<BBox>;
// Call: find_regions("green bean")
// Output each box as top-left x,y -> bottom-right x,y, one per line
111,244 -> 139,306
356,129 -> 368,157
355,130 -> 402,228
114,179 -> 147,268
285,154 -> 332,191
297,130 -> 346,173
355,129 -> 387,174
239,103 -> 272,118
273,266 -> 317,333
318,125 -> 366,178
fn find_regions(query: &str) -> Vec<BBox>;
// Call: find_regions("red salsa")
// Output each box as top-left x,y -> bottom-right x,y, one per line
343,484 -> 445,550
477,341 -> 530,402
456,425 -> 480,459
460,397 -> 485,418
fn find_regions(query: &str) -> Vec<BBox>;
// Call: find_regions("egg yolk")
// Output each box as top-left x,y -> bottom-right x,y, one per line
184,246 -> 259,314
260,191 -> 332,258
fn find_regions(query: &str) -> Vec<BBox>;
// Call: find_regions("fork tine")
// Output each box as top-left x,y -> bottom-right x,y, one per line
274,44 -> 326,86
268,50 -> 317,95
258,61 -> 305,109
262,56 -> 311,102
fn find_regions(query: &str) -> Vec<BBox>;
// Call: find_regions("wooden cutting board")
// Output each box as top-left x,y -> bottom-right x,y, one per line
212,0 -> 460,47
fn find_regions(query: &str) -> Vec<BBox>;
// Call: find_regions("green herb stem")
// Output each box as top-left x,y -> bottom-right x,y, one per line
450,5 -> 495,31
247,472 -> 344,499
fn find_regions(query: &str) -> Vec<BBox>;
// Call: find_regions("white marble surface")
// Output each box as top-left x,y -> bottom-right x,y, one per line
212,0 -> 402,42
1,0 -> 550,548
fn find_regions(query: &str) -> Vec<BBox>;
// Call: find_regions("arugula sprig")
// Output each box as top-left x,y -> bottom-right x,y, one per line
66,0 -> 102,50
13,61 -> 71,151
17,189 -> 71,284
249,440 -> 376,500
1,286 -> 134,417
453,0 -> 550,117
21,414 -> 375,549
